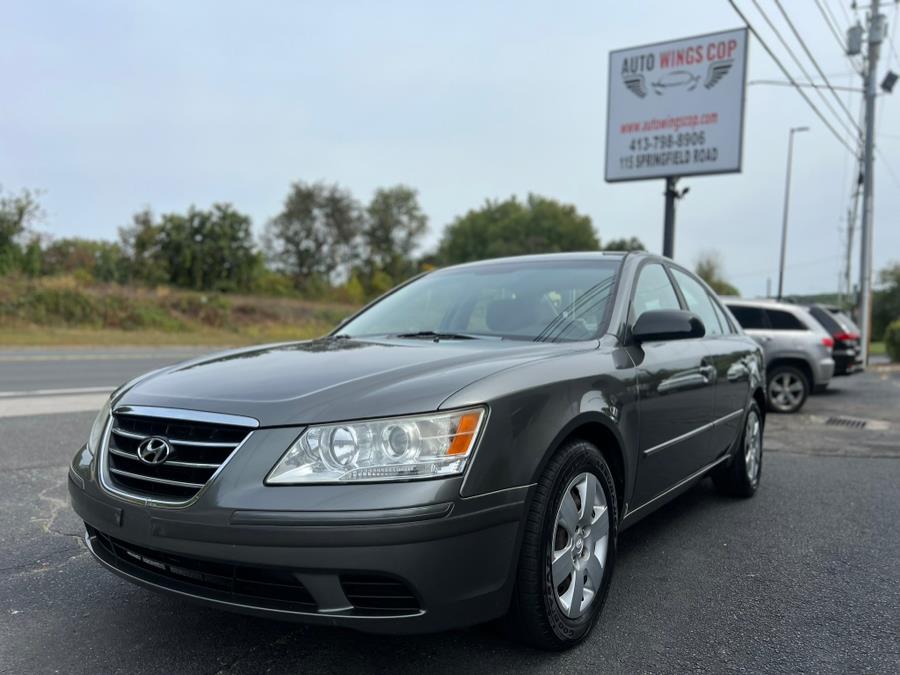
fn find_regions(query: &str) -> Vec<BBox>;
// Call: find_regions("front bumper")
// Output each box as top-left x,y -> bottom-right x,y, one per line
69,434 -> 530,634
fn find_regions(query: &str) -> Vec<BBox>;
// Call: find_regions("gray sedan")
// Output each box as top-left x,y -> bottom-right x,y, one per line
70,252 -> 765,650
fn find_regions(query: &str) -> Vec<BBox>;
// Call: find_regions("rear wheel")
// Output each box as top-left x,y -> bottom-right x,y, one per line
713,402 -> 763,498
507,439 -> 617,651
767,365 -> 808,413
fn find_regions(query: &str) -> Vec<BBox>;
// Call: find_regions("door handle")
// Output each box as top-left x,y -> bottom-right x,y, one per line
700,365 -> 716,382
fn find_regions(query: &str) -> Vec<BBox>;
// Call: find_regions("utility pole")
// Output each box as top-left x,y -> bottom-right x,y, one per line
662,177 -> 681,259
858,0 -> 885,365
777,126 -> 808,300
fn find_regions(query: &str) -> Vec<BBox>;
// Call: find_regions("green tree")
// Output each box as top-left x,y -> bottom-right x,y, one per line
119,208 -> 168,285
873,262 -> 900,340
436,194 -> 598,265
156,204 -> 260,292
42,238 -> 129,283
264,182 -> 363,289
695,251 -> 740,296
604,236 -> 646,252
363,185 -> 428,287
0,187 -> 42,274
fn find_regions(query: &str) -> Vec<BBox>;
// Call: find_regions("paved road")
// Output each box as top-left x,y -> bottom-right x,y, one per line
0,347 -> 212,392
1,353 -> 898,673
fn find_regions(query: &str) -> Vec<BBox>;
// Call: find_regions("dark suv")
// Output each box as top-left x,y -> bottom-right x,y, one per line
805,304 -> 863,375
70,252 -> 765,650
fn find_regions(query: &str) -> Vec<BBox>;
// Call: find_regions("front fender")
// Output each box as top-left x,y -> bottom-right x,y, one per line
443,347 -> 638,501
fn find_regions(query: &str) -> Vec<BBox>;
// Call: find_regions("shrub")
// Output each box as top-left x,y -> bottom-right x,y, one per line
885,319 -> 900,363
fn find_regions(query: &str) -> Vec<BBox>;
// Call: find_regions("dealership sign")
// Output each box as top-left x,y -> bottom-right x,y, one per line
605,28 -> 748,182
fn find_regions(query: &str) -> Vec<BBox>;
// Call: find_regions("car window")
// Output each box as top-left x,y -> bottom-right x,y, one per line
670,268 -> 723,336
710,295 -> 735,334
809,306 -> 841,334
828,309 -> 860,334
631,263 -> 681,321
728,305 -> 767,329
765,309 -> 807,331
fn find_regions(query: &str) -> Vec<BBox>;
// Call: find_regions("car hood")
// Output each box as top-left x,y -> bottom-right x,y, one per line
115,337 -> 587,426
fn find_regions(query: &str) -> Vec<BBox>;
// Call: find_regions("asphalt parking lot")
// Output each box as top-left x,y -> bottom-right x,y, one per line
1,350 -> 898,673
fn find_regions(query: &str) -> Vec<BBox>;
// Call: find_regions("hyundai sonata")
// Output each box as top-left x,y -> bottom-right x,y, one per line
69,251 -> 765,650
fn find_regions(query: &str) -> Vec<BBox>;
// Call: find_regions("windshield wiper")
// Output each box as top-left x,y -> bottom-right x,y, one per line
393,331 -> 480,341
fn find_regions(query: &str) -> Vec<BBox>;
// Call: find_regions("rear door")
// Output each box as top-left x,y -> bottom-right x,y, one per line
629,262 -> 717,507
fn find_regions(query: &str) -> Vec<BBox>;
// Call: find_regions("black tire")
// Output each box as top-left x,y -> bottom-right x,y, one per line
506,438 -> 618,651
712,401 -> 764,498
766,365 -> 809,413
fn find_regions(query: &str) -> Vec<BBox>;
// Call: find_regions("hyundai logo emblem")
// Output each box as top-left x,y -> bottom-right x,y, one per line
136,436 -> 172,465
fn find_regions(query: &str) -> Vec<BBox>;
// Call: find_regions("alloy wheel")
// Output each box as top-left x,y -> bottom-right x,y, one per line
744,409 -> 762,485
550,472 -> 609,619
768,372 -> 804,412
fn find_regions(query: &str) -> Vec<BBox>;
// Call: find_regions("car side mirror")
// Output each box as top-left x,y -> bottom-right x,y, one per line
632,309 -> 705,343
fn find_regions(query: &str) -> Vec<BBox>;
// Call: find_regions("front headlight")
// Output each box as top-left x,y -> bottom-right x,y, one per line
87,399 -> 111,455
266,407 -> 486,484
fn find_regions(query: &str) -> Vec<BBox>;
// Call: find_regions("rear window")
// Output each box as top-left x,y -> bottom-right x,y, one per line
809,306 -> 841,334
728,305 -> 767,330
828,309 -> 860,334
765,309 -> 807,331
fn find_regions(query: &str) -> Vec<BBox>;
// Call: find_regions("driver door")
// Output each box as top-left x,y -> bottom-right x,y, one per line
629,263 -> 717,507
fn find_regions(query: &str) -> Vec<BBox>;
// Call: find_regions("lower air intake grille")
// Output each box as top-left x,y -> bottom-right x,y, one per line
87,526 -> 317,612
104,410 -> 251,502
340,574 -> 421,615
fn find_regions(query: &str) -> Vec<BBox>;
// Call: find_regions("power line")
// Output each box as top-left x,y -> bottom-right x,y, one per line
816,0 -> 852,51
774,0 -> 864,138
728,0 -> 856,154
744,0 -> 861,146
829,0 -> 852,25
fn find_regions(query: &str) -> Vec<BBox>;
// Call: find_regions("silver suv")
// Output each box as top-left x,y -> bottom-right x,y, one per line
724,298 -> 835,413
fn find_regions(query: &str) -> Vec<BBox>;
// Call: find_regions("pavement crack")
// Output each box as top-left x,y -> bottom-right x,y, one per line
30,473 -> 81,542
0,547 -> 87,577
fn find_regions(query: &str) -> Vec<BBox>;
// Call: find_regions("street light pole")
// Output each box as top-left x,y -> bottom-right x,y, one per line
776,126 -> 809,300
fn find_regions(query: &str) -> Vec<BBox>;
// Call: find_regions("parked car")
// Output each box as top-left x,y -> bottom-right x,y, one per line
724,298 -> 834,413
70,252 -> 766,650
805,304 -> 863,375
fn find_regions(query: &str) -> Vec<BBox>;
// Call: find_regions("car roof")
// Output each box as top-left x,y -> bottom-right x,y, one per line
440,250 -> 644,271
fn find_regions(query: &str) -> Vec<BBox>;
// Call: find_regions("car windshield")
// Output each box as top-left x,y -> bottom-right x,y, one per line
340,259 -> 621,342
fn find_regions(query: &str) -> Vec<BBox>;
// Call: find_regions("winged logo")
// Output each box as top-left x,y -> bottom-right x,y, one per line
650,70 -> 700,95
704,59 -> 734,89
623,73 -> 647,99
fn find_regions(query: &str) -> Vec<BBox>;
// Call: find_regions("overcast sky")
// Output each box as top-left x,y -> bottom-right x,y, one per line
3,0 -> 898,296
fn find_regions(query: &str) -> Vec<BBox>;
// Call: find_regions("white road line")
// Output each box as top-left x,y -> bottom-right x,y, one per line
0,386 -> 115,398
0,393 -> 110,419
0,352 -> 201,363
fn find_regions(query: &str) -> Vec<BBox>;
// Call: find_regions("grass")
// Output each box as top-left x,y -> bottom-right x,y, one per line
869,341 -> 886,356
0,276 -> 357,347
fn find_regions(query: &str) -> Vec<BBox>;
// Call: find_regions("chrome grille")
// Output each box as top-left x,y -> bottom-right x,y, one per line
103,408 -> 254,503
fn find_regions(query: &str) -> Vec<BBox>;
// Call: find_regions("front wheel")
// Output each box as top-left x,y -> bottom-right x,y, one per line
713,402 -> 763,498
506,439 -> 618,650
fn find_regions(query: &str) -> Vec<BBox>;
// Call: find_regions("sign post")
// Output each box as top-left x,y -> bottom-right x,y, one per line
663,176 -> 678,258
605,28 -> 749,258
